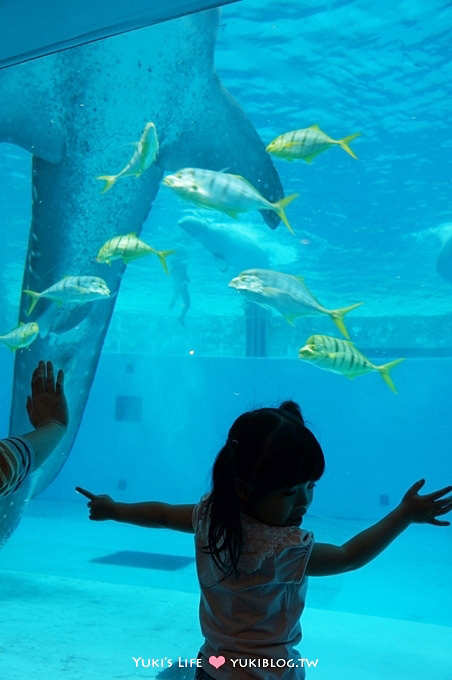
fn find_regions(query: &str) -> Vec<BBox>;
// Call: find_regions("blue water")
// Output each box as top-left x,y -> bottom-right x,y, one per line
1,1 -> 452,679
1,2 -> 452,330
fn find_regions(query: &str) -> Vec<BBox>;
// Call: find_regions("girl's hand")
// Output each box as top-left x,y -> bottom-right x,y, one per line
400,479 -> 452,526
76,486 -> 116,521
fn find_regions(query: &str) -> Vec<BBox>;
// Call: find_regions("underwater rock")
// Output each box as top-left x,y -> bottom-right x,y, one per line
0,8 -> 284,545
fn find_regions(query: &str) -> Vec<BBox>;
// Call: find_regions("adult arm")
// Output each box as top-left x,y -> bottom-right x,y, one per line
20,360 -> 68,467
0,360 -> 68,495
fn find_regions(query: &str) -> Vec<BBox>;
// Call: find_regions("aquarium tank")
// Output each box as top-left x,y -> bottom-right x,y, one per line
0,0 -> 451,678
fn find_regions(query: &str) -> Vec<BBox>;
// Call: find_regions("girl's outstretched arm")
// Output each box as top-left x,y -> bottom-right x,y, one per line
75,487 -> 195,533
307,479 -> 452,576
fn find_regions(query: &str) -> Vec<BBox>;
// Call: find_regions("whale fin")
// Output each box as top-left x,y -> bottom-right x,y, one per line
1,8 -> 287,545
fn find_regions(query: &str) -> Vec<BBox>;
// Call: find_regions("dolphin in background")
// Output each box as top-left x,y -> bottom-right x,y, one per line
178,214 -> 271,273
0,8 -> 285,546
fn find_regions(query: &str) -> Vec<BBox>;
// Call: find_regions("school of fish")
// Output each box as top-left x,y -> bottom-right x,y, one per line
7,117 -> 404,393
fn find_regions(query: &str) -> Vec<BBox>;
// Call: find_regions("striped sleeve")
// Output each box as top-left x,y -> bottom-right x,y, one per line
0,437 -> 34,496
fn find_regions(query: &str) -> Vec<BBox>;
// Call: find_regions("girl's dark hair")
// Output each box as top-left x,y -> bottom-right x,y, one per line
203,400 -> 325,578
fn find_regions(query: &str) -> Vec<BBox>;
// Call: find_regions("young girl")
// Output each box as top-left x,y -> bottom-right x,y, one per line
76,401 -> 452,679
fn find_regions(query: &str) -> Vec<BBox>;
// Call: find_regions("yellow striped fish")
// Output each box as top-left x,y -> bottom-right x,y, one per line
0,322 -> 39,351
96,121 -> 159,193
298,334 -> 404,394
96,233 -> 175,273
229,269 -> 362,338
266,125 -> 361,163
23,276 -> 111,315
163,167 -> 298,234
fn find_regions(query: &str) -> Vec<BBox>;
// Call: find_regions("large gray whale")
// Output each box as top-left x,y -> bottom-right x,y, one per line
0,9 -> 285,546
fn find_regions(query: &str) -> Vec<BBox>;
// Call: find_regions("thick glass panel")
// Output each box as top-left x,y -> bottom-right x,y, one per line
1,2 -> 451,679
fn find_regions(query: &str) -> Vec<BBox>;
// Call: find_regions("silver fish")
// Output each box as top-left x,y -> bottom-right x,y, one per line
0,322 -> 39,350
266,125 -> 360,163
96,232 -> 174,273
164,168 -> 298,234
229,269 -> 362,338
96,121 -> 159,193
23,276 -> 111,315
